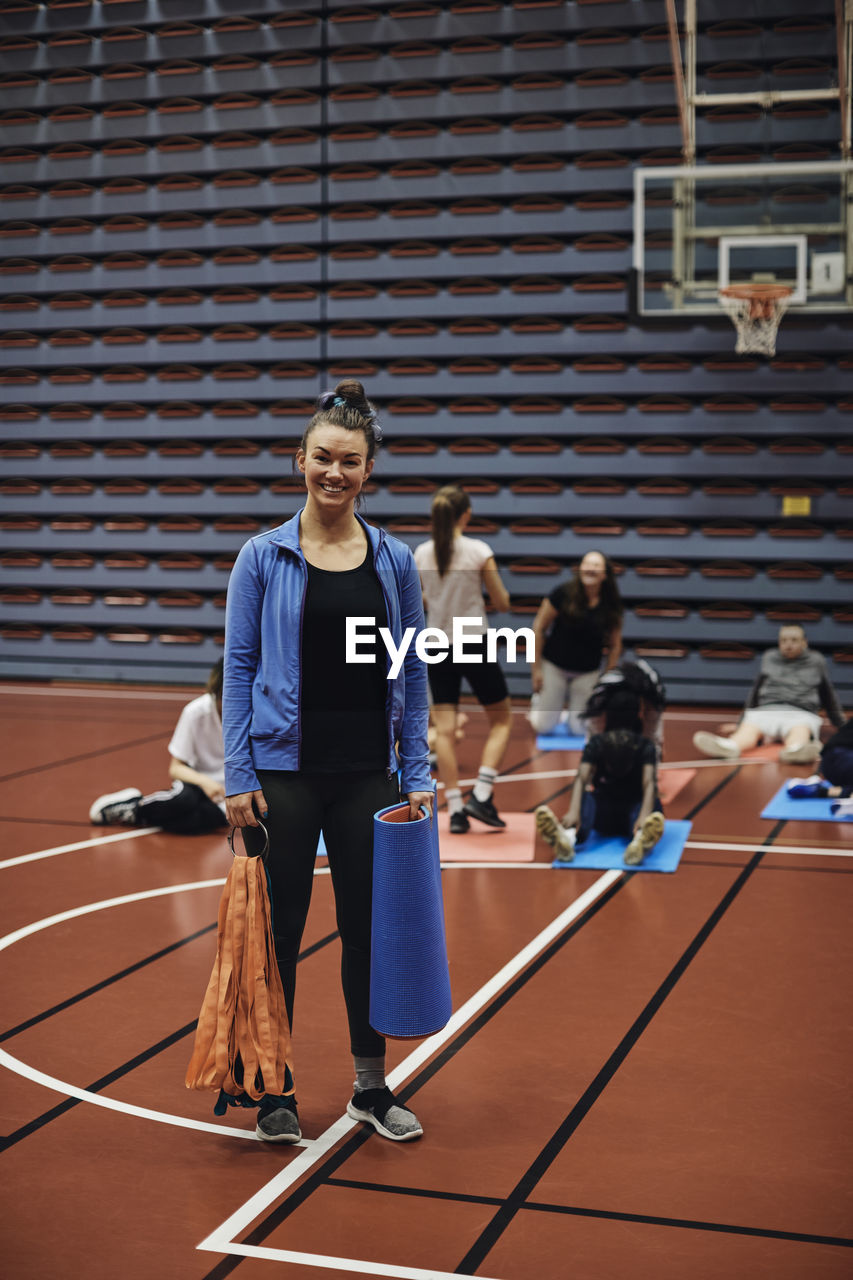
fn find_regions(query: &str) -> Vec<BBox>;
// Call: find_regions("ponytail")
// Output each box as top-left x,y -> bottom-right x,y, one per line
431,484 -> 470,576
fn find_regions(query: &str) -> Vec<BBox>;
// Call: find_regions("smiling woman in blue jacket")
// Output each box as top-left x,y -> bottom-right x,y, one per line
223,380 -> 433,1146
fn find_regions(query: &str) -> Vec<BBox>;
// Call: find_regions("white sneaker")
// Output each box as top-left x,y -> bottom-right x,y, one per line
779,741 -> 821,764
693,731 -> 740,759
89,788 -> 142,825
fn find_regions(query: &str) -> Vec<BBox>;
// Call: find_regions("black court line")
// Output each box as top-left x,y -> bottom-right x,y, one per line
454,820 -> 787,1275
501,747 -> 564,776
536,778 -> 578,808
536,759 -> 741,820
682,764 -> 741,821
0,929 -> 339,1149
521,1199 -> 853,1250
0,731 -> 169,785
322,1178 -> 853,1251
0,817 -> 116,829
0,1019 -> 198,1152
0,922 -> 218,1043
198,874 -> 628,1280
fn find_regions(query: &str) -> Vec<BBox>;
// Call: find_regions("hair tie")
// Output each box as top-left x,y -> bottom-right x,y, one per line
315,388 -> 382,442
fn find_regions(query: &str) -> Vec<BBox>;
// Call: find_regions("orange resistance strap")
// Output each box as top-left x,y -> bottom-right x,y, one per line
185,854 -> 293,1105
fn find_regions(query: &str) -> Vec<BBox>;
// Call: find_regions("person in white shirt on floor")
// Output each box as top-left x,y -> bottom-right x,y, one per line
89,659 -> 228,834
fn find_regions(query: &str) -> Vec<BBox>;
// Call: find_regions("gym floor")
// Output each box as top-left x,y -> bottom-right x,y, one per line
1,682 -> 851,1280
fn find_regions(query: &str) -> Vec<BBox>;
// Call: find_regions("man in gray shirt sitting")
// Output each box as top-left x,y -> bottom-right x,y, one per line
694,625 -> 847,764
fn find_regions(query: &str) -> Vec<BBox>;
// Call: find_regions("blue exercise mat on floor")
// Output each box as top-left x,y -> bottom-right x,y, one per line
553,819 -> 692,873
761,785 -> 848,823
536,725 -> 586,751
369,801 -> 452,1038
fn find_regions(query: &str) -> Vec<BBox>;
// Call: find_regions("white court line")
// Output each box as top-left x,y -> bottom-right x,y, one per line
496,706 -> 726,722
0,683 -> 191,702
441,861 -> 549,870
0,826 -> 161,870
0,1049 -> 265,1143
685,839 -> 853,858
0,878 -> 281,1142
197,869 -> 622,1272
199,1241 -> 508,1280
454,754 -> 774,791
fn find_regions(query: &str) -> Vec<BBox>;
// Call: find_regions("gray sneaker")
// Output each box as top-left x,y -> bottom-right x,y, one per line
347,1086 -> 423,1141
256,1096 -> 301,1144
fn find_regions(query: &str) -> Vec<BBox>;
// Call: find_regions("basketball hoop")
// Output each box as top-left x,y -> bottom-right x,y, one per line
718,283 -> 793,357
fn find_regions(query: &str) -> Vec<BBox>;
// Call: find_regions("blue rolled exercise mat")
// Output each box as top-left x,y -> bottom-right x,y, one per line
761,784 -> 849,823
552,820 -> 692,874
369,801 -> 452,1038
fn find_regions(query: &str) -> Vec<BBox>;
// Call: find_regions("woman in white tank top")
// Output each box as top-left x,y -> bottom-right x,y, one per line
414,486 -> 512,834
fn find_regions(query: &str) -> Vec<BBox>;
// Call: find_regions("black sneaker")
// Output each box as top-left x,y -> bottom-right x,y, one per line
449,810 -> 470,834
347,1086 -> 423,1141
256,1094 -> 301,1144
463,793 -> 506,829
89,788 -> 142,825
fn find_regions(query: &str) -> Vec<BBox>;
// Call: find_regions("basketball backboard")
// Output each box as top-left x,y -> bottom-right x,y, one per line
632,160 -> 853,319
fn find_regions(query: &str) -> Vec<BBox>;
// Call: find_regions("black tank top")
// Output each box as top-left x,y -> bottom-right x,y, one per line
300,543 -> 389,773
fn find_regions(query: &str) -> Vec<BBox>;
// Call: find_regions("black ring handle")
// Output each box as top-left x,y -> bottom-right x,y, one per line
227,820 -> 269,860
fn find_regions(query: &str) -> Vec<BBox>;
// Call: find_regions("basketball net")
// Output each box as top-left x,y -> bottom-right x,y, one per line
718,283 -> 793,357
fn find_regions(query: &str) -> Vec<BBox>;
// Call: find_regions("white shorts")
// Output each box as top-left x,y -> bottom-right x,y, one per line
742,704 -> 822,742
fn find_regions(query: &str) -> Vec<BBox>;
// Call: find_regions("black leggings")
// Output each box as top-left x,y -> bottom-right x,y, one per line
821,745 -> 853,795
136,781 -> 227,835
255,768 -> 400,1059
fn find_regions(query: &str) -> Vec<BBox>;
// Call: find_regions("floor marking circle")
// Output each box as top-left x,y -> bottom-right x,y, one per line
0,878 -> 301,1143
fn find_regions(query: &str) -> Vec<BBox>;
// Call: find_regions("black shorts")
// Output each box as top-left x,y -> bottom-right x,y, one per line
427,637 -> 509,707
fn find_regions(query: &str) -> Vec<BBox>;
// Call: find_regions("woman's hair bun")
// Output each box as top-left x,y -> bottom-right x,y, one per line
315,380 -> 382,442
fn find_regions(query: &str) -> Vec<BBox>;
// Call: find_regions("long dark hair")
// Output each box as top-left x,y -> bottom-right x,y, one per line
430,484 -> 471,577
562,551 -> 622,631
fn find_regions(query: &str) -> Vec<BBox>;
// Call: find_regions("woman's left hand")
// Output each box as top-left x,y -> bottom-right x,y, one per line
405,790 -> 434,821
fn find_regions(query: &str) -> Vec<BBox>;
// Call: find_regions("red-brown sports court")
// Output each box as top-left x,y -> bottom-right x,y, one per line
1,684 -> 851,1280
2,1 -> 853,1277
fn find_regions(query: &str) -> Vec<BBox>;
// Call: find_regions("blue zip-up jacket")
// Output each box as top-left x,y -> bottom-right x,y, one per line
223,509 -> 432,798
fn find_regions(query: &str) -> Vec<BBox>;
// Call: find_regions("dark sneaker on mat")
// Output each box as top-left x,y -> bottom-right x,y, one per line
256,1095 -> 301,1144
463,793 -> 506,829
347,1086 -> 423,1141
449,810 -> 470,834
89,788 -> 142,825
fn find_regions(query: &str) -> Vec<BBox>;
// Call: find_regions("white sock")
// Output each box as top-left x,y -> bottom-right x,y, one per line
446,788 -> 464,815
473,767 -> 498,804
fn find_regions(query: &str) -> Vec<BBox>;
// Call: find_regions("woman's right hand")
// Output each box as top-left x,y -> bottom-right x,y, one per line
531,667 -> 543,694
226,789 -> 268,828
